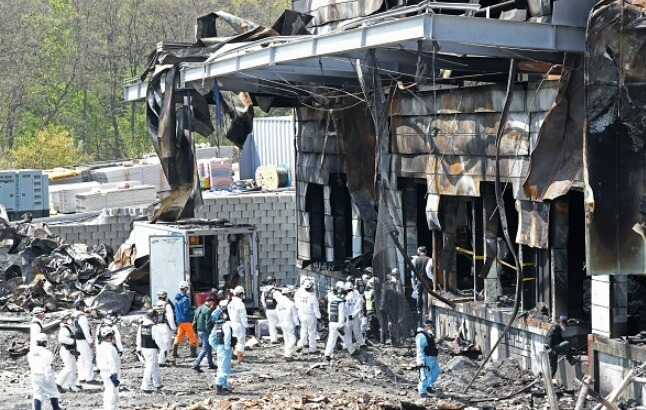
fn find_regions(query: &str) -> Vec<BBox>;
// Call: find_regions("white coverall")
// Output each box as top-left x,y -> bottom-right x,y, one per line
96,322 -> 123,354
261,287 -> 281,343
96,341 -> 121,410
228,296 -> 249,353
28,344 -> 60,402
345,289 -> 366,347
136,318 -> 165,391
325,294 -> 355,357
277,297 -> 300,358
55,323 -> 78,389
30,318 -> 44,347
295,287 -> 321,353
73,310 -> 94,382
156,300 -> 176,365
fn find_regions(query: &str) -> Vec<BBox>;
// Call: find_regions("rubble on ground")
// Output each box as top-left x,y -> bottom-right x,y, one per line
0,217 -> 136,313
0,320 -> 588,409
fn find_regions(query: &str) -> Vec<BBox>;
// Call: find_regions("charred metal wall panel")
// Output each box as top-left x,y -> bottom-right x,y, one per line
585,0 -> 646,276
390,82 -> 558,201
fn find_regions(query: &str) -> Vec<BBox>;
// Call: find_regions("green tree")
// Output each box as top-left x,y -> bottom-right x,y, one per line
9,126 -> 90,169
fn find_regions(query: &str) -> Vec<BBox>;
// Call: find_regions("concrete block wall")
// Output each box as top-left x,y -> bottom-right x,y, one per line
47,212 -> 137,250
196,190 -> 298,284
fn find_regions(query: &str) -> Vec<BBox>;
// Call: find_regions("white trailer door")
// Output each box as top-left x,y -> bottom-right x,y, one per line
150,235 -> 187,301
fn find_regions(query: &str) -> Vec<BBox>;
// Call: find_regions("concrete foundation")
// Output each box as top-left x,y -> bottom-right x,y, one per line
432,300 -> 588,384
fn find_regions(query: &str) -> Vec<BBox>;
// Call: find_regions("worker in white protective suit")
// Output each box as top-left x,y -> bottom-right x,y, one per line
136,309 -> 164,393
295,278 -> 321,354
72,299 -> 96,384
30,307 -> 46,347
324,281 -> 356,361
155,290 -> 176,365
277,287 -> 300,360
28,333 -> 64,410
345,279 -> 366,349
228,285 -> 249,364
96,310 -> 123,355
96,327 -> 121,410
260,276 -> 280,344
56,311 -> 80,392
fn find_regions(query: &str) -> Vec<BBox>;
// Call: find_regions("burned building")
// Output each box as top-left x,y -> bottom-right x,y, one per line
125,0 -> 646,403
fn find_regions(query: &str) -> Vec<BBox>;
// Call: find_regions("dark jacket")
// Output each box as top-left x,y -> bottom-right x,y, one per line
545,323 -> 564,348
193,304 -> 214,333
174,292 -> 194,323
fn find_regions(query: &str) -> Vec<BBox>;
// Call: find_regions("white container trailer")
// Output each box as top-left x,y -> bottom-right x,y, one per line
132,220 -> 259,307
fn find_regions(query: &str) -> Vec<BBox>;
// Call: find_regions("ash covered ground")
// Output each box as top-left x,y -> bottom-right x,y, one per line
0,317 -> 586,410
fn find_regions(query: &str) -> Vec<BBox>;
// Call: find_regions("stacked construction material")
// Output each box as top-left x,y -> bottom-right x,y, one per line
209,158 -> 233,188
76,183 -> 156,212
217,146 -> 236,159
49,182 -> 101,213
196,146 -> 218,160
140,157 -> 171,192
197,159 -> 211,189
91,162 -> 170,192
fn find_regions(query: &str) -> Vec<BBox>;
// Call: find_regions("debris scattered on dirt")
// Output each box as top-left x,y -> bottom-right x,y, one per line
0,218 -> 136,313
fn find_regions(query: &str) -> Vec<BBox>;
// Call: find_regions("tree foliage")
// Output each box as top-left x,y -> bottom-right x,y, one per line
9,126 -> 90,169
0,0 -> 291,168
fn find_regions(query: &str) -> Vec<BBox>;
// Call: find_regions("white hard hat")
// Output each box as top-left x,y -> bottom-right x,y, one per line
282,287 -> 294,296
335,280 -> 345,290
35,333 -> 48,343
157,289 -> 168,298
391,268 -> 399,275
179,281 -> 190,290
32,307 -> 45,315
366,278 -> 374,289
100,326 -> 114,338
233,286 -> 245,296
344,281 -> 354,291
218,300 -> 229,309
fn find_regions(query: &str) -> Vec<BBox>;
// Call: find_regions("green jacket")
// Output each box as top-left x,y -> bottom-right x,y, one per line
193,304 -> 214,333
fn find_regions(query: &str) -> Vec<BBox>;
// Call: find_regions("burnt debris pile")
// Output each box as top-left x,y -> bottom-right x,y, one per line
0,217 -> 134,314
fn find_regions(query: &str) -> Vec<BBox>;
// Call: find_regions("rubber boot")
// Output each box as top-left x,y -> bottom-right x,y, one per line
190,345 -> 198,358
172,344 -> 179,358
50,398 -> 63,410
33,400 -> 42,410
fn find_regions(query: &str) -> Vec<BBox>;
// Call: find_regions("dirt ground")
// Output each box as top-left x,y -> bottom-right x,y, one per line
0,314 -> 589,410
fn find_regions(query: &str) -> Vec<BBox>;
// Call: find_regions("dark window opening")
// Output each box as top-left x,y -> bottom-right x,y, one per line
329,174 -> 353,262
627,275 -> 646,334
189,235 -> 218,290
456,199 -> 474,292
568,190 -> 587,321
306,183 -> 325,262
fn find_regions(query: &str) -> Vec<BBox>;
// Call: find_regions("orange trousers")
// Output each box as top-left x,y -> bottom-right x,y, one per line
175,322 -> 197,346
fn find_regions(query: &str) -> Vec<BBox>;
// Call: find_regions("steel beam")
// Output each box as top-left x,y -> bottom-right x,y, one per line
180,13 -> 583,87
125,13 -> 583,102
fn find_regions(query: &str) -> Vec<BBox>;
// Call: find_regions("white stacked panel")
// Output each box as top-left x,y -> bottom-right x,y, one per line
196,146 -> 218,160
49,182 -> 101,213
140,158 -> 171,192
76,184 -> 156,212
